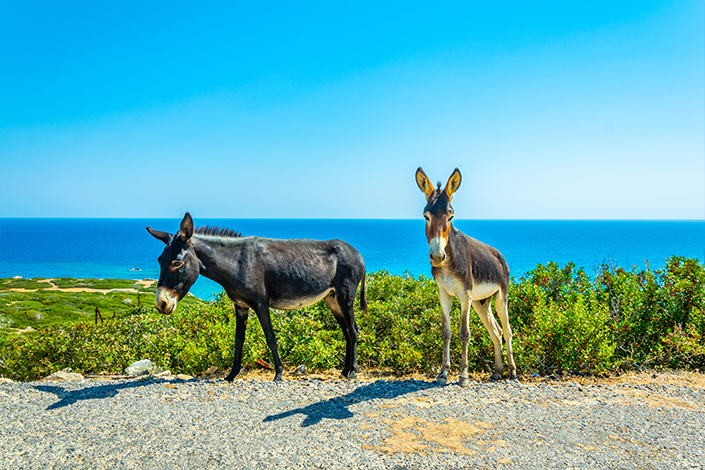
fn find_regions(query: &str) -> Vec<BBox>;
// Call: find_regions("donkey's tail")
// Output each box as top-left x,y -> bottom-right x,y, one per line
359,270 -> 368,314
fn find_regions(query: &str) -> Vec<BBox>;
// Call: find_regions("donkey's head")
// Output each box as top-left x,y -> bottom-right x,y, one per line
146,212 -> 201,315
415,167 -> 462,268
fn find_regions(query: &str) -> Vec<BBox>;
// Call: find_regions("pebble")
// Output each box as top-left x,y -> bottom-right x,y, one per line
1,376 -> 704,469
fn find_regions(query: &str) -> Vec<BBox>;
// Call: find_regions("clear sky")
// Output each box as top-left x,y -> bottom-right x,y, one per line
1,0 -> 703,219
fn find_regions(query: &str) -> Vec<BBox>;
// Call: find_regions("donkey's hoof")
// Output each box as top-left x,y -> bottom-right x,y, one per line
224,367 -> 241,382
342,371 -> 356,380
436,376 -> 448,386
509,371 -> 518,380
273,373 -> 283,382
458,376 -> 470,388
490,372 -> 501,381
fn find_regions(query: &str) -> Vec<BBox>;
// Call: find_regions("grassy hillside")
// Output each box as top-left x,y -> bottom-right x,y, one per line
0,277 -> 200,332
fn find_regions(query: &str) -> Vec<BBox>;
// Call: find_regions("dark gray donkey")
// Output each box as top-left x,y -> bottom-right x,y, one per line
147,212 -> 367,381
416,168 -> 517,385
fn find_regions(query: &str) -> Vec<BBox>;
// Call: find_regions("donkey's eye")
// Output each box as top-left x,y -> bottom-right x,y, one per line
170,260 -> 184,270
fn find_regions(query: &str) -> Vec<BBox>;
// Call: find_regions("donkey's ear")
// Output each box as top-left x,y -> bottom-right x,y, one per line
415,167 -> 434,198
444,168 -> 462,199
179,212 -> 194,241
146,227 -> 172,244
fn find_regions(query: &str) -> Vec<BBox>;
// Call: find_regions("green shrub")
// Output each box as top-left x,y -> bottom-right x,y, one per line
510,262 -> 616,374
599,256 -> 705,369
1,260 -> 703,381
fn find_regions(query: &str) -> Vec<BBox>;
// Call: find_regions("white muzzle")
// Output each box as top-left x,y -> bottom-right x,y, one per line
155,287 -> 178,315
429,236 -> 447,267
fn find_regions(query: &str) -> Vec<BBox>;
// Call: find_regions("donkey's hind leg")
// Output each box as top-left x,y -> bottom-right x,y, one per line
494,290 -> 517,379
472,298 -> 504,380
325,289 -> 358,379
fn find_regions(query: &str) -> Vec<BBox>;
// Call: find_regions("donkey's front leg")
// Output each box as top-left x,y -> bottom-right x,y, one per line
458,297 -> 472,387
436,288 -> 453,386
225,306 -> 249,382
254,302 -> 284,381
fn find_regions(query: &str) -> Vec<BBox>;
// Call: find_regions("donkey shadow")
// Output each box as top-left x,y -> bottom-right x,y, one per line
34,378 -> 438,421
34,380 -> 153,410
263,379 -> 436,427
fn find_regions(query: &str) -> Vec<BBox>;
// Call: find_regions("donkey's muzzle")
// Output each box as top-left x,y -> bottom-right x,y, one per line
428,237 -> 447,267
430,251 -> 446,267
155,287 -> 178,315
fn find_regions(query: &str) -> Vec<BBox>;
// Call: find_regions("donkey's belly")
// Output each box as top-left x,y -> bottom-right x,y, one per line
270,288 -> 334,310
470,282 -> 500,301
436,271 -> 499,301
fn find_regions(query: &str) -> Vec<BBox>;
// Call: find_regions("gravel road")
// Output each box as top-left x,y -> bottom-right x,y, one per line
1,371 -> 704,469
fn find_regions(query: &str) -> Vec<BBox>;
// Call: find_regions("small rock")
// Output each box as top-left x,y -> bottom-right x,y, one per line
296,365 -> 308,374
175,374 -> 195,381
0,377 -> 14,384
46,368 -> 84,381
125,359 -> 164,377
154,370 -> 172,378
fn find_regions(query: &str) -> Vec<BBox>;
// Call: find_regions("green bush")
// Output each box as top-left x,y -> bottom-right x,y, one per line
509,262 -> 615,374
1,259 -> 703,381
599,256 -> 705,369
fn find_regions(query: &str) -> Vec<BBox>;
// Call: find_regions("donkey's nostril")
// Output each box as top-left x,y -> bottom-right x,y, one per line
430,251 -> 446,262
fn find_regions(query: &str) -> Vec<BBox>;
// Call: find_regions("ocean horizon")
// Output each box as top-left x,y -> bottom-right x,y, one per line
1,218 -> 703,300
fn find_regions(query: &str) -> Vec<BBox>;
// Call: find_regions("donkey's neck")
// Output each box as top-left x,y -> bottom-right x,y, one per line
191,235 -> 244,287
442,226 -> 471,278
445,225 -> 462,259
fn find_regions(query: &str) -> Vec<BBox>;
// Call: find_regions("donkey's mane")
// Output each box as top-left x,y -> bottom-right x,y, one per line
195,225 -> 242,238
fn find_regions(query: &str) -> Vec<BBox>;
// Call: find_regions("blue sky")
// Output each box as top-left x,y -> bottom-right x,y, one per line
1,0 -> 703,219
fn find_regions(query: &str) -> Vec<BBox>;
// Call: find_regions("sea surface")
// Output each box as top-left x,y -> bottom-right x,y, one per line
0,218 -> 703,300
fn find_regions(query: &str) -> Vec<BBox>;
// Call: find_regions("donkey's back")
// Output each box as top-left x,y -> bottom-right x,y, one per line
225,236 -> 366,311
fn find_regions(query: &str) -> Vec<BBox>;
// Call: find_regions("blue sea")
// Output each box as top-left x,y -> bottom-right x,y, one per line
0,218 -> 703,300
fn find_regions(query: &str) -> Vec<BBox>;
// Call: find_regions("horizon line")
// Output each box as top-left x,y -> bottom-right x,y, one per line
1,216 -> 703,222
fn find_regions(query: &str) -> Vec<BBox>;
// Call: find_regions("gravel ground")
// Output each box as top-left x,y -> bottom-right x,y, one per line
1,371 -> 704,470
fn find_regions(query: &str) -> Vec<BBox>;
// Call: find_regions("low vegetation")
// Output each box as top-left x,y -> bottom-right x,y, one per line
0,277 -> 199,332
1,257 -> 703,381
